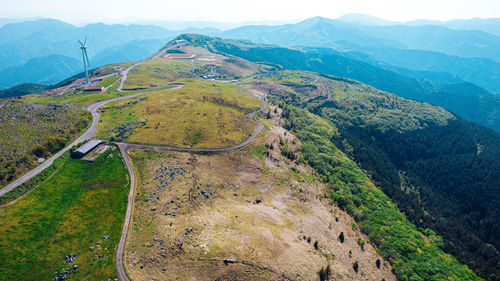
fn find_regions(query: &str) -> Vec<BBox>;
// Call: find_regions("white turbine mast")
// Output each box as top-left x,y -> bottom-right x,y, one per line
78,36 -> 90,84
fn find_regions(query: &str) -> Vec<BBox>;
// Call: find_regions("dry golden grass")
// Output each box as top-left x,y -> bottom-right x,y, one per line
96,79 -> 262,148
123,59 -> 196,90
123,122 -> 396,281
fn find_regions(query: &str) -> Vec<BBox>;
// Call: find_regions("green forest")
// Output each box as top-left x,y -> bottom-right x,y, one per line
268,77 -> 500,280
271,98 -> 480,280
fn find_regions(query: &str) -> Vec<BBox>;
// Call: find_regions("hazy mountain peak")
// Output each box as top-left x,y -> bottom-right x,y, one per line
337,13 -> 393,26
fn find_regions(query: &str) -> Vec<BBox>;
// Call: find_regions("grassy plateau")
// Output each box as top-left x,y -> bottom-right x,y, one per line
96,79 -> 262,148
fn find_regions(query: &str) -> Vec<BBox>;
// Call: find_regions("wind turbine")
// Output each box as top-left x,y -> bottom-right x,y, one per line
78,36 -> 90,84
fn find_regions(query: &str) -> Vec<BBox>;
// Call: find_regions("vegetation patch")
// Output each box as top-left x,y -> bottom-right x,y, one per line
0,155 -> 65,205
0,100 -> 89,187
274,99 -> 480,281
97,75 -> 121,88
0,149 -> 129,280
23,81 -> 178,107
96,79 -> 262,148
268,70 -> 498,279
123,59 -> 195,90
123,126 -> 395,281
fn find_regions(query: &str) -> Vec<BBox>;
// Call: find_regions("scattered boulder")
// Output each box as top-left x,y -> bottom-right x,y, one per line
223,258 -> 237,265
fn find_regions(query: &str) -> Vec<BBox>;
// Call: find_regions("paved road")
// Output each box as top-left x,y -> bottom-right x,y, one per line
113,75 -> 266,281
115,143 -> 135,281
117,44 -> 181,92
0,84 -> 184,198
0,45 -> 179,197
113,82 -> 266,281
0,41 -> 266,281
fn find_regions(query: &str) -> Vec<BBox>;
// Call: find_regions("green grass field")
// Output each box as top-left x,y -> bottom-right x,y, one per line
0,100 -> 89,187
96,79 -> 262,148
23,83 -> 177,107
123,59 -> 195,90
261,70 -> 316,84
0,148 -> 129,281
97,75 -> 122,88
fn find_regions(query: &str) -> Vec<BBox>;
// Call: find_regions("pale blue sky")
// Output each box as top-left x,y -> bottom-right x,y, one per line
1,0 -> 499,24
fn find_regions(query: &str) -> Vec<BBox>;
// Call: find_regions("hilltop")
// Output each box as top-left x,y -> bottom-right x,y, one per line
0,35 -> 497,280
178,33 -> 500,133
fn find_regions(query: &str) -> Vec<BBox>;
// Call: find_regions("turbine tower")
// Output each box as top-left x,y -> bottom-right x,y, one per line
78,36 -> 90,84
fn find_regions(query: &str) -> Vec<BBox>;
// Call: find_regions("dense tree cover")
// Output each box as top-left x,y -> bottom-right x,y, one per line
330,117 -> 500,281
182,32 -> 500,278
272,98 -> 480,280
270,79 -> 500,280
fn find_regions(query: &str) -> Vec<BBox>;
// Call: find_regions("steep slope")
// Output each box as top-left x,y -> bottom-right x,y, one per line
124,126 -> 396,281
0,83 -> 51,98
1,36 -> 490,281
119,39 -> 481,280
250,69 -> 500,280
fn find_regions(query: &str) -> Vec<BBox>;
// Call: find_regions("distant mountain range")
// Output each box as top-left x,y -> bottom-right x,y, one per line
221,16 -> 500,61
0,19 -> 219,88
1,16 -> 499,132
1,16 -> 498,91
180,34 -> 500,132
338,13 -> 500,36
220,16 -> 500,93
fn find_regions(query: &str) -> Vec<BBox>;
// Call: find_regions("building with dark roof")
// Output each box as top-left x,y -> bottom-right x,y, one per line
71,139 -> 103,158
83,86 -> 104,92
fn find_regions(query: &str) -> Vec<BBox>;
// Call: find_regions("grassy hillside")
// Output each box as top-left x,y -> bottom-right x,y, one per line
96,79 -> 261,147
178,34 -> 500,133
0,100 -> 89,187
22,79 -> 174,107
123,59 -> 195,90
2,36 -> 495,281
270,98 -> 480,281
123,121 -> 397,281
0,83 -> 51,98
0,149 -> 129,280
255,69 -> 499,280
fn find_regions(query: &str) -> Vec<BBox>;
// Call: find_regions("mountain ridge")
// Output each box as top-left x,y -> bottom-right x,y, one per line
178,34 -> 500,132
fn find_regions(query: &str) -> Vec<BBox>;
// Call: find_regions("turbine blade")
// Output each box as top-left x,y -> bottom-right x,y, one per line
78,40 -> 84,47
84,50 -> 90,66
84,35 -> 87,46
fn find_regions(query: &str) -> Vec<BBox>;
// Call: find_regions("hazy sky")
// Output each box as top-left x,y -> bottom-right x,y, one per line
1,0 -> 499,24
